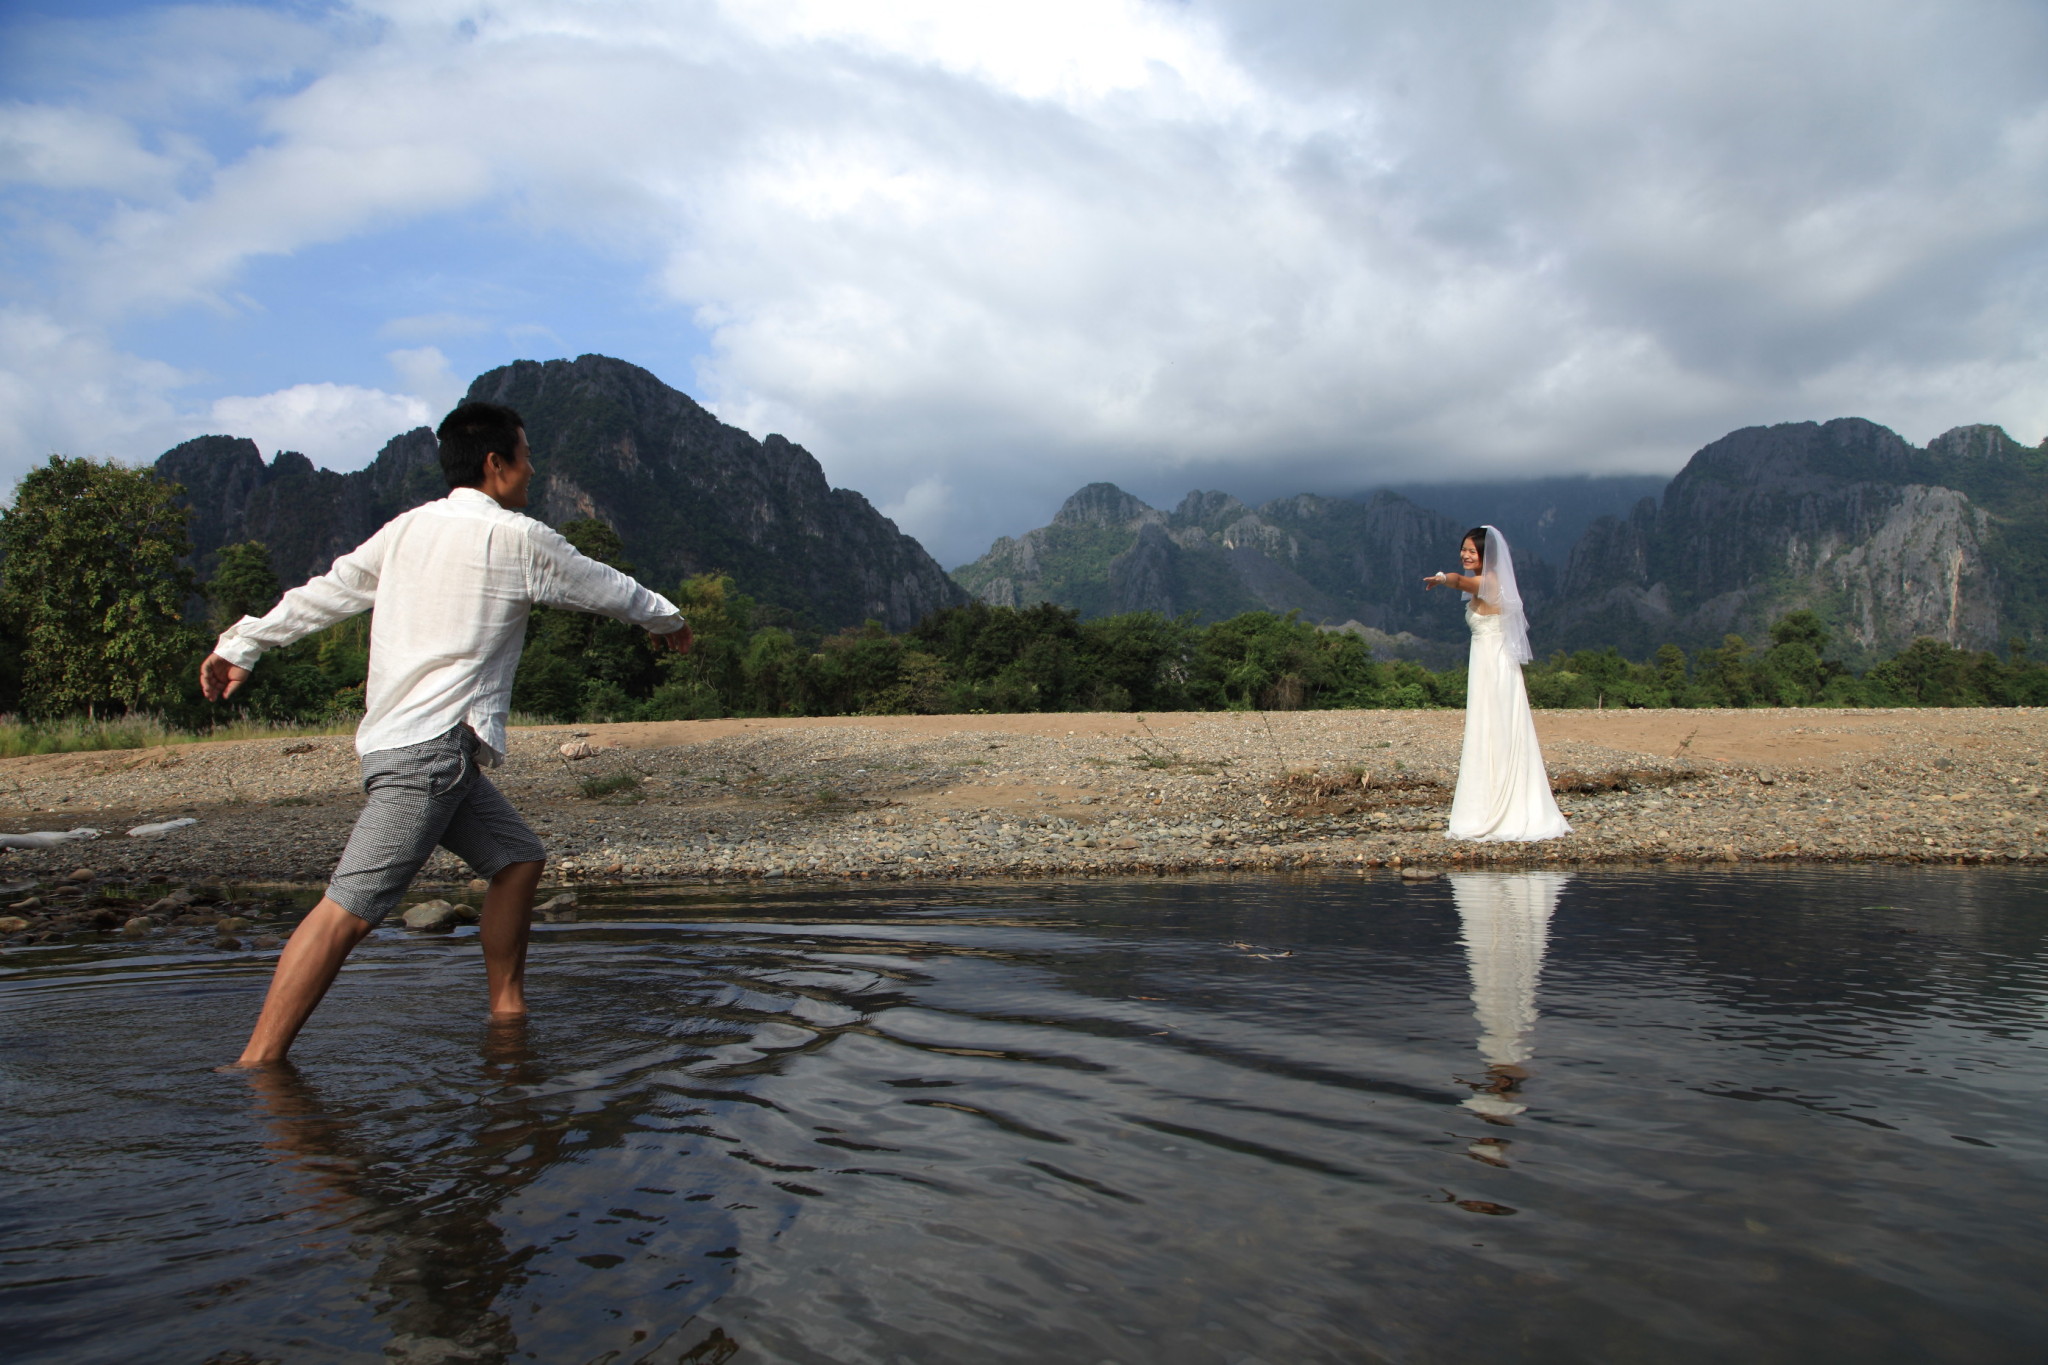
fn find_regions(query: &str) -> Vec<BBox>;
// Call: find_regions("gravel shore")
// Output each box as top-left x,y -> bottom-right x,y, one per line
0,708 -> 2039,944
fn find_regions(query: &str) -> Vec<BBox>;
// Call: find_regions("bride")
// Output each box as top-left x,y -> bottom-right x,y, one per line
1425,527 -> 1571,842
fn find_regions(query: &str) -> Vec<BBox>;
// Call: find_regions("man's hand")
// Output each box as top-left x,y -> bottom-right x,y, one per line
200,652 -> 250,702
652,622 -> 694,655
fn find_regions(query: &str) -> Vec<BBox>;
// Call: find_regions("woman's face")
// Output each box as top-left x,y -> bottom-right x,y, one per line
1459,538 -> 1482,573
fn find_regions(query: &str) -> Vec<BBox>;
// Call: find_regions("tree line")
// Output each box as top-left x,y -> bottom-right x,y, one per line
2,455 -> 2045,729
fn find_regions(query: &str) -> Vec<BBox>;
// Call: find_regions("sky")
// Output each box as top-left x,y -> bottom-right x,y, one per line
2,0 -> 2045,570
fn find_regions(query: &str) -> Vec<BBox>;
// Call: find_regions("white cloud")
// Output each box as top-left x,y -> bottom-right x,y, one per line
385,345 -> 465,420
878,475 -> 955,551
0,104 -> 203,194
0,307 -> 192,483
207,382 -> 432,469
3,0 -> 2047,563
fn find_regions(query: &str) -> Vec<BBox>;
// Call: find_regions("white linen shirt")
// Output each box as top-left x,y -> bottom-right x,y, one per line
213,488 -> 685,764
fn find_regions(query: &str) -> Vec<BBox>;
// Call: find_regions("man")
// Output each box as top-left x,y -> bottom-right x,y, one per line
200,401 -> 692,1066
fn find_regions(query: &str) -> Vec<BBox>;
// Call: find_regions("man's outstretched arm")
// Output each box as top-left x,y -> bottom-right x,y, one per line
202,529 -> 389,701
525,524 -> 690,644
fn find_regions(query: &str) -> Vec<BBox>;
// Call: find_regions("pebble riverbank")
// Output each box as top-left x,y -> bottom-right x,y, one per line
0,708 -> 2040,947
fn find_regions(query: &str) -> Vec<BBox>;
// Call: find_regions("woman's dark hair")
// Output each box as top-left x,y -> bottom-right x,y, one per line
1462,527 -> 1487,565
436,402 -> 525,489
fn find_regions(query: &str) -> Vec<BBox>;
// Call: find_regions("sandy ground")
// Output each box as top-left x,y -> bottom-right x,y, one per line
0,707 -> 2037,912
570,707 -> 1934,769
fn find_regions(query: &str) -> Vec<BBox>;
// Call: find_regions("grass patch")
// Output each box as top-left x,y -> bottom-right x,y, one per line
1271,768 -> 1449,815
1550,767 -> 1698,795
578,770 -> 642,800
0,713 -> 359,759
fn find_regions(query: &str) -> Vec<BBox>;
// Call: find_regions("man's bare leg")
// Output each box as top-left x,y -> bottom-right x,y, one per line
232,899 -> 373,1067
481,859 -> 544,1018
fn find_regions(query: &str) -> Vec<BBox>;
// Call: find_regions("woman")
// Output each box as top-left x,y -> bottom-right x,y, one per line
1424,526 -> 1571,842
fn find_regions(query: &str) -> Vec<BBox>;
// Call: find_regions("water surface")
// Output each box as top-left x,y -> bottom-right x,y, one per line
3,867 -> 2046,1363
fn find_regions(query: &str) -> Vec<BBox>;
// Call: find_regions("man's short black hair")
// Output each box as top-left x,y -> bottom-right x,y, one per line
436,402 -> 525,489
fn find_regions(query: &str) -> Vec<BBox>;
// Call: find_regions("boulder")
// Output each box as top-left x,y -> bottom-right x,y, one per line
537,892 -> 578,923
0,916 -> 29,934
121,916 -> 152,937
401,899 -> 475,931
63,867 -> 95,884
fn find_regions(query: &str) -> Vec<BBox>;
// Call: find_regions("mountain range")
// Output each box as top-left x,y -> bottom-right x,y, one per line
158,355 -> 966,633
952,419 -> 2048,664
150,350 -> 2047,664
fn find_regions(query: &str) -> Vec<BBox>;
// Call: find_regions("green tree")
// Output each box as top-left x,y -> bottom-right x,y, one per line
1654,643 -> 1688,689
640,572 -> 756,718
509,517 -> 662,721
207,541 -> 282,631
1769,610 -> 1829,651
1689,634 -> 1758,707
0,456 -> 201,718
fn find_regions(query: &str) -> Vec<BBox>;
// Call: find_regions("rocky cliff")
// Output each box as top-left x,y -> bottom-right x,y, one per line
160,429 -> 445,593
1544,418 -> 2021,660
952,482 -> 1469,642
157,355 -> 967,633
957,418 -> 2047,662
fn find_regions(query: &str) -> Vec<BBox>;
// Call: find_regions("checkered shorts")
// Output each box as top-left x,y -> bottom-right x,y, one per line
326,724 -> 547,926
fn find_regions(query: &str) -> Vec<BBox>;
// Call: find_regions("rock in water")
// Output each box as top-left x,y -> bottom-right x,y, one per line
536,892 -> 578,923
121,916 -> 151,937
400,900 -> 478,931
0,916 -> 29,934
63,867 -> 95,883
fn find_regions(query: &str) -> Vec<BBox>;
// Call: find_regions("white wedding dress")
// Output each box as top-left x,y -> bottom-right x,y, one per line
1446,531 -> 1571,843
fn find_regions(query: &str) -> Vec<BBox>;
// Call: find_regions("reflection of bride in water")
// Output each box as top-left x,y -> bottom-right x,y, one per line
1451,871 -> 1569,1121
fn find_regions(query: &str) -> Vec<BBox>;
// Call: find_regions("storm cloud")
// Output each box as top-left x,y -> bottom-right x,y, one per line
2,0 -> 2044,566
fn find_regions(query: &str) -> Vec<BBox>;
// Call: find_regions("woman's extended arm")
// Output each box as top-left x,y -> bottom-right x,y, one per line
1423,571 -> 1481,593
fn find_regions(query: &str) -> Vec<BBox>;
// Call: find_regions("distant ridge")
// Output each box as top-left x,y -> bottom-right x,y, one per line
952,483 -> 1469,650
955,421 -> 2048,661
1548,419 -> 2045,661
157,355 -> 968,632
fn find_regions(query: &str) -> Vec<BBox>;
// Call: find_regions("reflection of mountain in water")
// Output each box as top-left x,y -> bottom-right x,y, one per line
1451,871 -> 1569,1120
